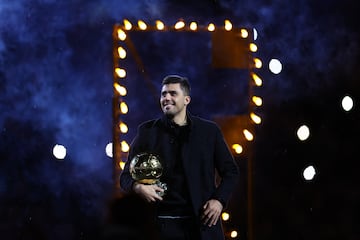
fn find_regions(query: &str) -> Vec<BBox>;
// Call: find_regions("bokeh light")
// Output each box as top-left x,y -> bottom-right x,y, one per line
53,144 -> 67,160
297,125 -> 310,141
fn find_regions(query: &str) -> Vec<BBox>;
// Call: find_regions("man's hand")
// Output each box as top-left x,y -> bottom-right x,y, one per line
201,199 -> 223,227
132,182 -> 164,202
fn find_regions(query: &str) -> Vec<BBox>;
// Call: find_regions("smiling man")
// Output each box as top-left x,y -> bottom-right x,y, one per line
120,74 -> 239,240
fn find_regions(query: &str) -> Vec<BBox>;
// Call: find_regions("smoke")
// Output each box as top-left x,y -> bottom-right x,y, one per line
0,0 -> 359,238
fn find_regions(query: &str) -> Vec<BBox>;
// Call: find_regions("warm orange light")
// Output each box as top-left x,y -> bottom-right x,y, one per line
252,96 -> 262,106
251,72 -> 262,86
208,23 -> 215,31
250,112 -> 261,124
117,46 -> 126,59
113,83 -> 127,96
249,43 -> 258,52
224,20 -> 232,31
117,29 -> 126,41
221,212 -> 230,221
156,20 -> 165,30
232,144 -> 243,154
119,122 -> 128,133
240,28 -> 248,38
254,58 -> 262,68
121,141 -> 130,152
175,20 -> 185,29
123,19 -> 132,30
138,20 -> 147,30
115,68 -> 126,78
243,129 -> 254,141
189,22 -> 197,31
119,161 -> 126,169
230,231 -> 238,238
120,102 -> 128,114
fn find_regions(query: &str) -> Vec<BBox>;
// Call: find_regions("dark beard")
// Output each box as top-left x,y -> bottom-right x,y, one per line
164,112 -> 174,119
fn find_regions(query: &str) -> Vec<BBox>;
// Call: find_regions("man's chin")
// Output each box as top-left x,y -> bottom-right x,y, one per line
164,112 -> 174,119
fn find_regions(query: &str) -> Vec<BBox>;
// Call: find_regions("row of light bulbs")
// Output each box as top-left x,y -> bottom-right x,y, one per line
114,20 -> 264,158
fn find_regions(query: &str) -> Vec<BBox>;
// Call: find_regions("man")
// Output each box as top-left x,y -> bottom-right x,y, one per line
120,75 -> 239,240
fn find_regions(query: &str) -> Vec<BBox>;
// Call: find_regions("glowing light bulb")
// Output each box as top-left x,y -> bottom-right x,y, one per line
189,22 -> 197,31
123,19 -> 132,30
232,144 -> 243,154
251,73 -> 262,86
138,20 -> 147,30
243,129 -> 254,141
117,29 -> 126,41
240,29 -> 248,38
224,20 -> 232,31
115,68 -> 126,78
119,122 -> 128,133
117,47 -> 126,59
156,20 -> 165,30
120,102 -> 128,114
121,141 -> 130,152
250,112 -> 261,124
254,58 -> 262,68
252,96 -> 263,106
207,23 -> 215,31
249,43 -> 258,52
105,142 -> 113,158
114,83 -> 127,96
174,20 -> 185,29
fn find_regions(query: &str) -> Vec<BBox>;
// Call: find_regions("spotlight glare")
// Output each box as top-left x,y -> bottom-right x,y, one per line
297,125 -> 310,141
105,142 -> 113,158
341,95 -> 354,111
269,58 -> 282,74
53,144 -> 67,160
303,165 -> 316,181
253,28 -> 258,40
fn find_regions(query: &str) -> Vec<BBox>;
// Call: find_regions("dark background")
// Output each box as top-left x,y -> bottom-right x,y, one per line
0,0 -> 359,239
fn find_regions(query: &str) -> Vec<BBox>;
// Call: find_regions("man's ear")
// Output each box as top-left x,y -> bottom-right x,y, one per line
184,96 -> 191,105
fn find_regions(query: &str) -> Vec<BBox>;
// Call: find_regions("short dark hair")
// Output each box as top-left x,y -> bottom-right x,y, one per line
162,75 -> 191,96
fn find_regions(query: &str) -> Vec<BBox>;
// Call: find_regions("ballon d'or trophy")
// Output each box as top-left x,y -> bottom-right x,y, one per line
129,152 -> 167,197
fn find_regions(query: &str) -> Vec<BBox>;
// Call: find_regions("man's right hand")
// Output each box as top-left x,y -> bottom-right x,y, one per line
132,182 -> 164,202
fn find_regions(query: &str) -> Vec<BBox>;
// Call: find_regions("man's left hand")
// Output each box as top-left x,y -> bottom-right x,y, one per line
201,199 -> 223,227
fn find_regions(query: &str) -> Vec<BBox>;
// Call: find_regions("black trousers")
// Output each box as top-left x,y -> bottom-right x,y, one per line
155,217 -> 201,240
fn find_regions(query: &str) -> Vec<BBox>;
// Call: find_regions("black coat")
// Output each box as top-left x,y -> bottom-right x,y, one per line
120,113 -> 239,240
